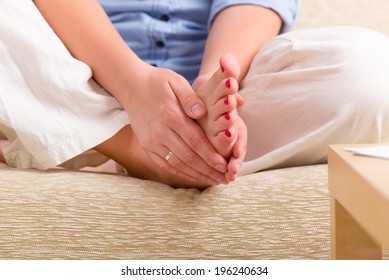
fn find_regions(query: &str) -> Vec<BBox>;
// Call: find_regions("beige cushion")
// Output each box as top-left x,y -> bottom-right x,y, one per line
0,164 -> 329,259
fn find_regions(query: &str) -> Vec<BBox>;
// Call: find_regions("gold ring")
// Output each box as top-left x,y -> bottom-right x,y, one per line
164,151 -> 174,161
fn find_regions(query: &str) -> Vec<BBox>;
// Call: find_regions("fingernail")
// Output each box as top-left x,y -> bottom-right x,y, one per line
208,178 -> 219,186
224,96 -> 229,105
224,113 -> 230,120
218,176 -> 228,185
225,78 -> 231,88
215,164 -> 227,173
191,104 -> 205,117
225,129 -> 232,137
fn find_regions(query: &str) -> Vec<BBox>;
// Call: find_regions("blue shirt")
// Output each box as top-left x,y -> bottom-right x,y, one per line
98,0 -> 300,83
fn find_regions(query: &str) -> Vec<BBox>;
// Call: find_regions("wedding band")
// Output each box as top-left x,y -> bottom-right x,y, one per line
164,151 -> 174,161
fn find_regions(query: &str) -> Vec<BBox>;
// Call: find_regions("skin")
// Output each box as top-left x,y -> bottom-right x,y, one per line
2,1 -> 282,187
185,5 -> 282,182
94,56 -> 240,187
34,0 -> 229,186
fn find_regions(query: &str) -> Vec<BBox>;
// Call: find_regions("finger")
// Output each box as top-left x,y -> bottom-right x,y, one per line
225,147 -> 244,182
148,152 -> 198,184
171,78 -> 207,119
166,78 -> 228,176
225,121 -> 247,182
163,131 -> 227,184
163,149 -> 221,186
160,97 -> 229,174
149,149 -> 220,186
226,156 -> 241,180
172,117 -> 229,174
232,128 -> 247,159
225,167 -> 238,182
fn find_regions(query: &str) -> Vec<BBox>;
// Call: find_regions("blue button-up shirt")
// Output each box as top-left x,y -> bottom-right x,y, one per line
99,0 -> 300,83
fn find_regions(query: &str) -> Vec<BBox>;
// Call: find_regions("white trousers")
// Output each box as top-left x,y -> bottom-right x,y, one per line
1,1 -> 389,175
239,27 -> 389,175
0,1 -> 129,169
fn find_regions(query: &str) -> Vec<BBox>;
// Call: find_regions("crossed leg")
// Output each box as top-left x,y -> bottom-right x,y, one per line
0,55 -> 243,188
93,56 -> 243,187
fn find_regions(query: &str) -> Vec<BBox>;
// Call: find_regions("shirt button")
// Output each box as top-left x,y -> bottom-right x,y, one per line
161,14 -> 170,21
156,40 -> 165,48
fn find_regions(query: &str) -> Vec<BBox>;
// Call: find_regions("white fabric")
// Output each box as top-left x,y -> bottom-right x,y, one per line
0,0 -> 129,169
1,1 -> 389,175
239,27 -> 389,175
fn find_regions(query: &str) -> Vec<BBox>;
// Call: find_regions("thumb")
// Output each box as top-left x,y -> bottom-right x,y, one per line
186,96 -> 207,119
171,78 -> 207,120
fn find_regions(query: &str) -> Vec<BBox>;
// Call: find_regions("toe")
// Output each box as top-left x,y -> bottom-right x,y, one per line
206,109 -> 237,138
207,77 -> 238,106
212,127 -> 237,159
206,93 -> 238,123
219,54 -> 241,80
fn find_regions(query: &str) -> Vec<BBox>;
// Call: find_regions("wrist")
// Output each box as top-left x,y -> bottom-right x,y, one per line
115,60 -> 152,110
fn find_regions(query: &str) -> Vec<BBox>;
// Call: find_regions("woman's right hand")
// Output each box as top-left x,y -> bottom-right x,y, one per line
122,63 -> 229,185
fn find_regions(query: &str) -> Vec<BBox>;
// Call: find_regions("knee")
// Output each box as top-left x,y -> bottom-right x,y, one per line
339,28 -> 389,113
246,26 -> 389,81
307,27 -> 389,116
310,28 -> 389,133
335,27 -> 389,74
243,26 -> 389,117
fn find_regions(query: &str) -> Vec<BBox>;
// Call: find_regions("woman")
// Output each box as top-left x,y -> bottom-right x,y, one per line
1,0 -> 389,188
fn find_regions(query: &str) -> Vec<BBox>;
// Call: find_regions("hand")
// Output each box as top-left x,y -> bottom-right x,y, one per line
122,64 -> 228,185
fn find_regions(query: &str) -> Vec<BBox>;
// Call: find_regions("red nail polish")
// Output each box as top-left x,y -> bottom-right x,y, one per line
224,96 -> 229,105
225,129 -> 231,137
221,65 -> 225,73
225,78 -> 231,89
224,113 -> 230,120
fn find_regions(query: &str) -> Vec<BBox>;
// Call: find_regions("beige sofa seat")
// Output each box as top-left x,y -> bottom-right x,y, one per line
0,164 -> 328,259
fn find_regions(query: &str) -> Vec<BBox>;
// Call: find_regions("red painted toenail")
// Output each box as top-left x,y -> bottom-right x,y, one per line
221,65 -> 225,73
225,78 -> 231,88
224,96 -> 229,105
224,113 -> 230,120
225,129 -> 232,137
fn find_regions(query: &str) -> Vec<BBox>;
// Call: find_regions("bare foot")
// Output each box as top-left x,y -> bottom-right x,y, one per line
195,55 -> 241,159
79,159 -> 117,174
